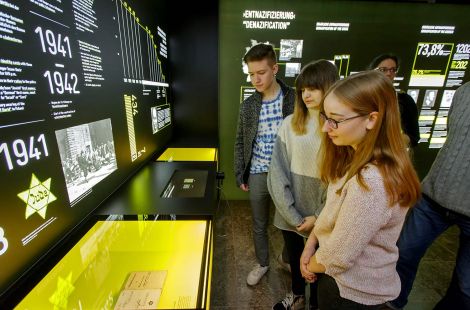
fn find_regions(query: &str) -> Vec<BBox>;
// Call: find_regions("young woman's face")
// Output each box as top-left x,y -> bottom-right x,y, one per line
302,87 -> 323,110
321,92 -> 371,149
247,59 -> 278,94
376,58 -> 398,81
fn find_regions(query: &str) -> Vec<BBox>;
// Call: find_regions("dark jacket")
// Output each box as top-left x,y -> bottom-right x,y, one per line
234,79 -> 295,187
398,92 -> 420,147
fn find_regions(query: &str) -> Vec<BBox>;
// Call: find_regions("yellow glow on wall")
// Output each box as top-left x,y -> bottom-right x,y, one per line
430,137 -> 447,144
418,115 -> 436,121
435,117 -> 447,125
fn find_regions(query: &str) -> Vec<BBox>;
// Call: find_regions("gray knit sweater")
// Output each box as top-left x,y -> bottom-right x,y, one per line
234,79 -> 295,186
267,114 -> 326,237
421,82 -> 470,217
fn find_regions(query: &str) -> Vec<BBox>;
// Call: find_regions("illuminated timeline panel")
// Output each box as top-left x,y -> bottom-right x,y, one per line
115,0 -> 169,88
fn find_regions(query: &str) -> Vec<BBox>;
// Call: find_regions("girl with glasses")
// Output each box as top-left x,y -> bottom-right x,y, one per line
300,70 -> 420,309
268,60 -> 338,310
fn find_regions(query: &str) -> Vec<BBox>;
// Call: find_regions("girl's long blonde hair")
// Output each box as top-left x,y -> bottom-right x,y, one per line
320,70 -> 420,207
292,60 -> 338,135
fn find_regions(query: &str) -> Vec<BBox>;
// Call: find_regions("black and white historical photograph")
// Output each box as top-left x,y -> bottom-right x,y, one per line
423,89 -> 438,108
285,63 -> 301,77
440,89 -> 455,108
407,89 -> 420,103
55,119 -> 118,205
279,39 -> 303,61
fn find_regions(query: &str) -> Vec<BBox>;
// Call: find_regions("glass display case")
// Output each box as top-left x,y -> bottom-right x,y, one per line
16,220 -> 213,309
9,147 -> 218,309
157,148 -> 218,163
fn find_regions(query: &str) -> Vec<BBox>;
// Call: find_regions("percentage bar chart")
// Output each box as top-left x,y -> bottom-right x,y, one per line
409,42 -> 454,87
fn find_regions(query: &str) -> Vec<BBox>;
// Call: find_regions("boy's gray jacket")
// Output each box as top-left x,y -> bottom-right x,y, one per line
234,79 -> 295,187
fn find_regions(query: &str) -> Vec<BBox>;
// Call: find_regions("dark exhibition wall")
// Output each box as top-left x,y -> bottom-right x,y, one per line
219,0 -> 470,199
168,0 -> 219,147
0,0 -> 219,306
1,0 -> 468,305
0,0 -> 170,300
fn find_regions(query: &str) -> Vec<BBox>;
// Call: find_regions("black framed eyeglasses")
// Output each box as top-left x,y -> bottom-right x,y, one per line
375,67 -> 398,74
319,111 -> 368,129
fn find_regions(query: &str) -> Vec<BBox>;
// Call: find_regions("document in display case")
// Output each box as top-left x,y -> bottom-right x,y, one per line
115,271 -> 167,310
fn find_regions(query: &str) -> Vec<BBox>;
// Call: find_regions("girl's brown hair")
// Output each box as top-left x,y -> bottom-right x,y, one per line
292,60 -> 338,135
320,70 -> 420,207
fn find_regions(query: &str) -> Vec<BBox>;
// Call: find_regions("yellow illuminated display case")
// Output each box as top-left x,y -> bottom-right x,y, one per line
157,148 -> 218,163
16,220 -> 213,309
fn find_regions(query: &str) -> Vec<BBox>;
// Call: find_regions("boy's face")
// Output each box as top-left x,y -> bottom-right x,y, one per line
247,59 -> 278,94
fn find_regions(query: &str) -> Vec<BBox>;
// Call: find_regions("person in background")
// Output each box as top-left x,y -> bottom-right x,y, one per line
300,70 -> 420,309
387,82 -> 470,310
368,53 -> 420,147
268,60 -> 339,310
234,43 -> 295,286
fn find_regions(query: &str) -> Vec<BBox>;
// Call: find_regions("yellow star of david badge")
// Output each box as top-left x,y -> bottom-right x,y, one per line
17,174 -> 57,219
49,272 -> 75,309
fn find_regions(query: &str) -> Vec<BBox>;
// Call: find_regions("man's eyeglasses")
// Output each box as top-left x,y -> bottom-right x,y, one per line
375,67 -> 398,74
320,111 -> 368,129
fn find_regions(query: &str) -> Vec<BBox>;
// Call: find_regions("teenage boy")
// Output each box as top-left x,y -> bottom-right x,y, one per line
234,43 -> 295,286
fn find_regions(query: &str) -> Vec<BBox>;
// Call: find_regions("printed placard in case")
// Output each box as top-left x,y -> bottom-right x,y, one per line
115,271 -> 167,310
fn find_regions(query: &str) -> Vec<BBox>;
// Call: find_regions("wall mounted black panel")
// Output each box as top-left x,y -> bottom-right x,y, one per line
168,0 -> 219,147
